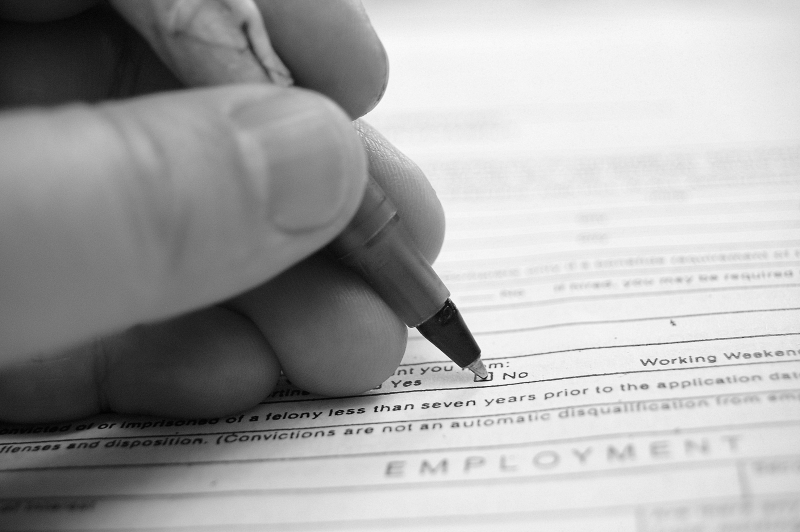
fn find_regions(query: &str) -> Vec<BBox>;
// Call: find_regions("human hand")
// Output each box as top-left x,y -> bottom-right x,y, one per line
0,0 -> 445,423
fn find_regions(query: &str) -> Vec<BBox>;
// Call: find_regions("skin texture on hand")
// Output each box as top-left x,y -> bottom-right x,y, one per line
0,0 -> 445,422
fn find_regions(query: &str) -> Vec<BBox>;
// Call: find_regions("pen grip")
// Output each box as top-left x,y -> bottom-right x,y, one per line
329,178 -> 449,327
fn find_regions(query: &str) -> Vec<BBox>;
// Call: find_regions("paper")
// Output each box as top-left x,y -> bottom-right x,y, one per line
1,1 -> 799,530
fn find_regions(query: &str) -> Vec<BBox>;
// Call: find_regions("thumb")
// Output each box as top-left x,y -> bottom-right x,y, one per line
0,84 -> 366,358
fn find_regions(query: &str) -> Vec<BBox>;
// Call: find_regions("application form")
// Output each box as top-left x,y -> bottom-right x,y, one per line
1,1 -> 799,530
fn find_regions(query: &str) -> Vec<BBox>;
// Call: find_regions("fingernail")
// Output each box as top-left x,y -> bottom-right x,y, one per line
230,91 -> 363,232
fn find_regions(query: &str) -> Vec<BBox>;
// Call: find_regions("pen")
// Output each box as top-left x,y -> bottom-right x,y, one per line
329,178 -> 488,379
115,0 -> 487,379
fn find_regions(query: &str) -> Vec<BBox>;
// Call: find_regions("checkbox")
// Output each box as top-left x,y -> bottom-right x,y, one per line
475,372 -> 493,382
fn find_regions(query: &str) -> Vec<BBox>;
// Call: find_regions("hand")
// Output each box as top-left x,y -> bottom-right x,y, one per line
0,0 -> 445,423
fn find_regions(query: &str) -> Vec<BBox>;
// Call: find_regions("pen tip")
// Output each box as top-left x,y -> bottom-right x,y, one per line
466,358 -> 489,380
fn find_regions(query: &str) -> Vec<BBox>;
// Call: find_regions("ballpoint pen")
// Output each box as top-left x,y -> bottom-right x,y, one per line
330,177 -> 488,379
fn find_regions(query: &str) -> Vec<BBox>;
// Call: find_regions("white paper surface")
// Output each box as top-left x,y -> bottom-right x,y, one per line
1,1 -> 799,530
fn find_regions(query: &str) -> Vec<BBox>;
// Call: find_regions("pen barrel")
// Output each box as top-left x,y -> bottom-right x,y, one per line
329,178 -> 449,327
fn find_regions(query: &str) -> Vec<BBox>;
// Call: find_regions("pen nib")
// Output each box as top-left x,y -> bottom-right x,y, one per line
465,358 -> 489,380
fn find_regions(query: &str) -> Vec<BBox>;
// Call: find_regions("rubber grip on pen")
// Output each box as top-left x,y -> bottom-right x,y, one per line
329,177 -> 450,327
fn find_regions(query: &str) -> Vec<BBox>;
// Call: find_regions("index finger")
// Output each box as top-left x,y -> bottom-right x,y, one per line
110,0 -> 388,118
258,0 -> 389,117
